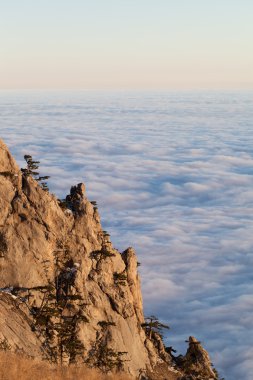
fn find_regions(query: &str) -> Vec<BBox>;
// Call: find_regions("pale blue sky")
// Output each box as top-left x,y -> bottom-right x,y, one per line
1,0 -> 252,89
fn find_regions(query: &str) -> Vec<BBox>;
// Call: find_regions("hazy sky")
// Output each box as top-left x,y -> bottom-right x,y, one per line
1,0 -> 253,89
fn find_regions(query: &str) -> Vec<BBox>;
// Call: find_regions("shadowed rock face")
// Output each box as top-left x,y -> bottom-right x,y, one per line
0,139 -> 218,379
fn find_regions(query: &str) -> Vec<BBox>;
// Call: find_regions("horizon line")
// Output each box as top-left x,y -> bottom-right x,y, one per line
0,87 -> 253,92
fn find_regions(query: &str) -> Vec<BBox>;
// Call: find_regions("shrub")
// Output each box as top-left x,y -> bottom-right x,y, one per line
0,232 -> 8,257
0,338 -> 11,351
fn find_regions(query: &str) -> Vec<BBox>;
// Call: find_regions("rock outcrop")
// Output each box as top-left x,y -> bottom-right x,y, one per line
175,337 -> 218,380
0,139 -> 219,379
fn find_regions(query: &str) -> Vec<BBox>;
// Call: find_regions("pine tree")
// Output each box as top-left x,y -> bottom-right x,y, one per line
21,154 -> 50,191
142,315 -> 170,339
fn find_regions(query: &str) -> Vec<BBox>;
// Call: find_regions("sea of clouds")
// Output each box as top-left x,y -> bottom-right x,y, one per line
1,90 -> 253,379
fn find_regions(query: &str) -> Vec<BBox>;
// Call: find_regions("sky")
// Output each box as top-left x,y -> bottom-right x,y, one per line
1,90 -> 253,379
1,0 -> 253,89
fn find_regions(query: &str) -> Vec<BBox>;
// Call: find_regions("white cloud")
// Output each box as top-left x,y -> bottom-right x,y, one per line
1,90 -> 253,380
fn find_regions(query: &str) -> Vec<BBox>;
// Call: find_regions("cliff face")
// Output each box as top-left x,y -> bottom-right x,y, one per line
0,139 -> 218,380
0,139 -> 164,376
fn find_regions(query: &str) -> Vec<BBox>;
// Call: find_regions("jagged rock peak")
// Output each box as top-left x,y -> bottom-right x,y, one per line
180,336 -> 218,380
70,183 -> 86,197
66,182 -> 88,213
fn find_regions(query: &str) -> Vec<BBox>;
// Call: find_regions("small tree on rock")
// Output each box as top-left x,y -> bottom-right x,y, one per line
21,154 -> 50,191
142,315 -> 170,339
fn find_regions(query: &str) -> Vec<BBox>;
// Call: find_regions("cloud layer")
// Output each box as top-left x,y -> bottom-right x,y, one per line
1,90 -> 253,379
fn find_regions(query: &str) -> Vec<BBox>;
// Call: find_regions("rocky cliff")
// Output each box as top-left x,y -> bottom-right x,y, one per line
0,139 -> 219,380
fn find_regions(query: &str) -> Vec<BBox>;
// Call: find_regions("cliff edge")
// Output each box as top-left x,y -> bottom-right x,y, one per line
0,139 -> 219,380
